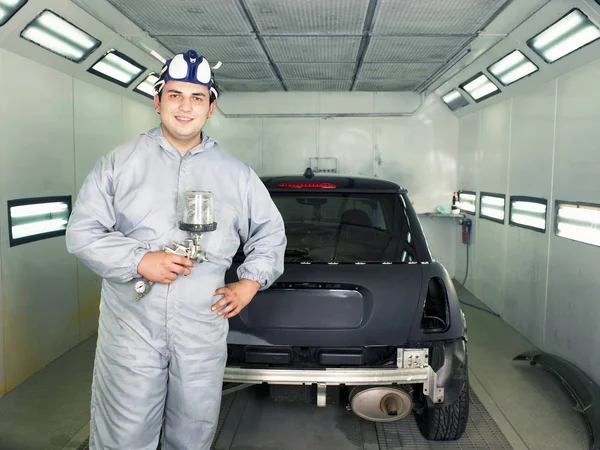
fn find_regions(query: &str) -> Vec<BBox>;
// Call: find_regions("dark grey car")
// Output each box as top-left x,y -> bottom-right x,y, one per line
224,171 -> 468,441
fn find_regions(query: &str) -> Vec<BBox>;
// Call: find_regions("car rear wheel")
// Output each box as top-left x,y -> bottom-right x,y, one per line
415,378 -> 469,441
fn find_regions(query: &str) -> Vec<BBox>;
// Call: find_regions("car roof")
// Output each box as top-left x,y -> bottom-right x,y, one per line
261,170 -> 407,193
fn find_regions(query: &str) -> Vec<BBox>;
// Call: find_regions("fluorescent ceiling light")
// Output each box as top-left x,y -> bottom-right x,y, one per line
556,202 -> 600,247
458,191 -> 476,214
488,50 -> 539,86
441,89 -> 469,111
510,198 -> 547,231
460,73 -> 499,102
134,72 -> 159,99
20,9 -> 100,62
88,49 -> 146,88
0,0 -> 27,27
480,194 -> 505,222
528,9 -> 600,63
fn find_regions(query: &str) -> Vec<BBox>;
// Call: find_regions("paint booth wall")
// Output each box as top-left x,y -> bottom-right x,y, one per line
0,48 -> 158,394
456,55 -> 600,384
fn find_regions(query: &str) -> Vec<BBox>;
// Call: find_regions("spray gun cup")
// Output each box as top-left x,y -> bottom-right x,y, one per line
178,221 -> 217,232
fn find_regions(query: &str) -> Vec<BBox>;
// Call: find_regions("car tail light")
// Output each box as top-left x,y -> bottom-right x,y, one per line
421,277 -> 450,332
277,183 -> 338,188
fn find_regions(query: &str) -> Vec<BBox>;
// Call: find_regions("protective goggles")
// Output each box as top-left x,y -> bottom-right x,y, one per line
154,49 -> 219,99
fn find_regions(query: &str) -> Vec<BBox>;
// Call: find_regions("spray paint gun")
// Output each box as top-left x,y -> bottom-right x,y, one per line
134,191 -> 218,301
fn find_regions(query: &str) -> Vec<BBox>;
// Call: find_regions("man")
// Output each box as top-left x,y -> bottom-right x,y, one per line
66,49 -> 286,449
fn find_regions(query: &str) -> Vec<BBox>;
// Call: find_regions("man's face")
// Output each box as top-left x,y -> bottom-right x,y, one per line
154,80 -> 216,151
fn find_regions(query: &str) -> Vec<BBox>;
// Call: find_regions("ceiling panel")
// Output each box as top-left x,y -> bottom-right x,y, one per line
364,36 -> 470,62
372,0 -> 510,35
158,36 -> 269,62
358,62 -> 442,80
214,63 -> 278,81
245,0 -> 369,35
218,79 -> 284,92
354,80 -> 422,91
73,0 -> 514,92
277,63 -> 356,80
285,80 -> 353,91
264,36 -> 362,62
106,0 -> 252,36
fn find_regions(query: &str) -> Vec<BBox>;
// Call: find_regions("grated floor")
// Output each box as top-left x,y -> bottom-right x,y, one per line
376,388 -> 513,449
77,386 -> 513,450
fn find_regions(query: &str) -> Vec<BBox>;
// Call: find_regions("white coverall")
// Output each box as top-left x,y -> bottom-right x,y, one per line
66,127 -> 286,449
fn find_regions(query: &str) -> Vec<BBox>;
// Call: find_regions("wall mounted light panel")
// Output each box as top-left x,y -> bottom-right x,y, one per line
8,196 -> 71,247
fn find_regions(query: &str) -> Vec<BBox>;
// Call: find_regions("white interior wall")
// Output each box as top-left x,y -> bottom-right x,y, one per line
0,48 -> 157,394
456,56 -> 600,383
205,92 -> 460,275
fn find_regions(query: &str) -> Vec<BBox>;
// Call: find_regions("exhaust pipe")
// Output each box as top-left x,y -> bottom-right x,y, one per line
349,386 -> 413,422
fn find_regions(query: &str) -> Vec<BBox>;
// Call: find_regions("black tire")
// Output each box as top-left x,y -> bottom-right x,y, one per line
416,379 -> 469,441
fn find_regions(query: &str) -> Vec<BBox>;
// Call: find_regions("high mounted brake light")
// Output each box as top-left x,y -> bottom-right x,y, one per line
277,183 -> 338,188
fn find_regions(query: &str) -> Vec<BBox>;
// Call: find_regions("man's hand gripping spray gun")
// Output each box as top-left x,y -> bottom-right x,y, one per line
134,191 -> 217,301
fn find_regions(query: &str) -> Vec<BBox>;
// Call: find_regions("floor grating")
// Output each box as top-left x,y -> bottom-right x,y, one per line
79,387 -> 513,449
376,388 -> 513,449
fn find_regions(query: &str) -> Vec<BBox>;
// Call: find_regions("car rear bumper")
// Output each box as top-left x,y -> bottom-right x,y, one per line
224,348 -> 445,403
224,338 -> 468,406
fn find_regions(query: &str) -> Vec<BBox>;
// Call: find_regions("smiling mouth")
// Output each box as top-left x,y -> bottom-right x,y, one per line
175,116 -> 193,123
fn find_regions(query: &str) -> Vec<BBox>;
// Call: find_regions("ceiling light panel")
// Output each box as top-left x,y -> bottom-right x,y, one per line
264,36 -> 362,63
285,80 -> 352,91
372,0 -> 510,34
106,0 -> 251,35
245,0 -> 369,35
277,63 -> 355,80
528,9 -> 600,63
134,72 -> 159,99
460,72 -> 499,102
20,9 -> 101,62
442,89 -> 469,110
88,49 -> 146,87
0,0 -> 28,27
488,50 -> 538,86
364,36 -> 470,62
159,36 -> 269,63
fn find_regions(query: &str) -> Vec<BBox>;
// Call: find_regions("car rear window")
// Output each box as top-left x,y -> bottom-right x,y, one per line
270,192 -> 417,263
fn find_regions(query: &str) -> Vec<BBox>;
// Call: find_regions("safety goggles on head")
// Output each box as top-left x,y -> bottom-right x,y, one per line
154,49 -> 219,99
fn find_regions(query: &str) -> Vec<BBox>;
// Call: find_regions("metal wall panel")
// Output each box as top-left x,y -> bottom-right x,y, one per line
546,56 -> 600,384
455,112 -> 480,292
0,50 -> 5,396
0,50 -> 79,390
503,80 -> 556,349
